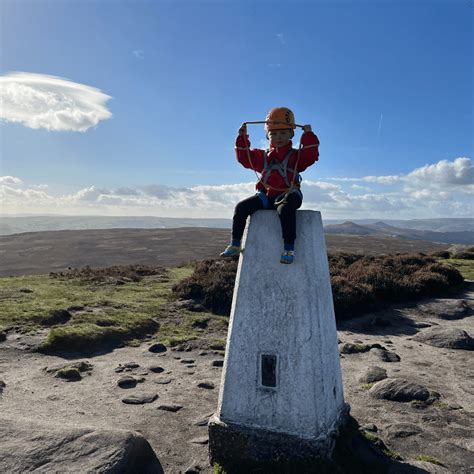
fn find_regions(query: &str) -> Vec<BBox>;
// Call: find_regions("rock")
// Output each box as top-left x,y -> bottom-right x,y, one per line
0,380 -> 5,392
0,416 -> 161,472
369,378 -> 429,402
115,362 -> 140,373
185,461 -> 204,473
19,287 -> 33,293
149,366 -> 165,373
408,461 -> 449,473
209,342 -> 225,351
0,331 -> 6,342
194,413 -> 213,426
55,367 -> 82,381
122,393 -> 158,404
154,378 -> 173,385
190,436 -> 209,445
197,382 -> 215,390
361,423 -> 378,432
418,299 -> 472,320
199,351 -> 208,356
174,299 -> 205,312
157,404 -> 183,412
117,376 -> 138,389
45,361 -> 93,375
370,348 -> 401,362
413,327 -> 474,350
148,343 -> 167,353
212,360 -> 224,367
386,423 -> 422,438
340,343 -> 370,354
181,359 -> 195,364
359,366 -> 387,384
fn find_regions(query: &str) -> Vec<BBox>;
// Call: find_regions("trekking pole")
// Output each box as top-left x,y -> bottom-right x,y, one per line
243,121 -> 305,129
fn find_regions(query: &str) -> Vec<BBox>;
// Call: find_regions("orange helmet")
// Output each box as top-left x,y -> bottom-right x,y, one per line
264,107 -> 296,131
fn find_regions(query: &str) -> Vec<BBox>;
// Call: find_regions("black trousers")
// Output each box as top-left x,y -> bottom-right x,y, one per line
232,192 -> 303,245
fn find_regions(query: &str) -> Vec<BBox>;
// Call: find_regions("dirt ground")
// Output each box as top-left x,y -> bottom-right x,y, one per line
0,286 -> 473,473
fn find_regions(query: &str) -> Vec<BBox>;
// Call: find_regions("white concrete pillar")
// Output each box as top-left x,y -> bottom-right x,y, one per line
209,210 -> 348,464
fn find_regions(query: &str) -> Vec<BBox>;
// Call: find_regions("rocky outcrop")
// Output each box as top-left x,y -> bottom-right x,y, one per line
369,378 -> 429,402
0,417 -> 162,473
413,327 -> 474,350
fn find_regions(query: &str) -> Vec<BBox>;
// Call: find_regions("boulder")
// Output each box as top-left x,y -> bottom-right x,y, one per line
370,348 -> 401,362
413,327 -> 474,350
0,417 -> 162,473
359,366 -> 387,384
369,378 -> 429,402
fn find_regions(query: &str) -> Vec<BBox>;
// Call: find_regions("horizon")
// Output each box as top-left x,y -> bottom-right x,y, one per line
1,0 -> 472,219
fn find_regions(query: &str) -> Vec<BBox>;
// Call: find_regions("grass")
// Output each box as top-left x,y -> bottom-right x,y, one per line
0,265 -> 199,353
360,383 -> 375,390
442,258 -> 474,280
415,455 -> 445,466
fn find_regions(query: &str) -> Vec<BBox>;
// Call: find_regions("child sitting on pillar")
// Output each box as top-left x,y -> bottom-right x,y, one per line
220,107 -> 320,264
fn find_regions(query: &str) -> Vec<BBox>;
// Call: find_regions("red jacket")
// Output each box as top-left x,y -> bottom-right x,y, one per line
235,132 -> 319,197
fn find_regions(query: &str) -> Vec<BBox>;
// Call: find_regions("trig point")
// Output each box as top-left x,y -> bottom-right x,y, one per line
209,210 -> 349,466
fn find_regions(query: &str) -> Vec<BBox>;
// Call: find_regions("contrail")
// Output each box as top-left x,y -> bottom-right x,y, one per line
378,113 -> 383,135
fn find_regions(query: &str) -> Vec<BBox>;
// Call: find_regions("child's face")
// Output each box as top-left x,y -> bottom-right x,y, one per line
268,129 -> 293,147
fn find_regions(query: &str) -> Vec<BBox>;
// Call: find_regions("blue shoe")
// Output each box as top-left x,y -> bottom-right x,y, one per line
220,245 -> 242,257
280,250 -> 294,264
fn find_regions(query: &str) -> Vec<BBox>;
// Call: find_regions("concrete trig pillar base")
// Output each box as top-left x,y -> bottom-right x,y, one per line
208,210 -> 349,466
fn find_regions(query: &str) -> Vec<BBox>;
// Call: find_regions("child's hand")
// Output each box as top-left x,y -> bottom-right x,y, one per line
238,123 -> 247,135
302,124 -> 312,132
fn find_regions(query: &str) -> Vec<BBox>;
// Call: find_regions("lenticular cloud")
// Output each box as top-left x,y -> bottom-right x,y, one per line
0,72 -> 112,132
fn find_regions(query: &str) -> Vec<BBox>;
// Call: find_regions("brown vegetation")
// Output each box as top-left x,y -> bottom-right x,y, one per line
172,254 -> 464,319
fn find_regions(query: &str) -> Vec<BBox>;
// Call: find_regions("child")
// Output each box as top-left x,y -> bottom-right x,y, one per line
220,107 -> 320,264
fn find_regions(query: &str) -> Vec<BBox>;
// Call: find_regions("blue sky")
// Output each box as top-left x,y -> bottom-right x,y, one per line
0,0 -> 472,218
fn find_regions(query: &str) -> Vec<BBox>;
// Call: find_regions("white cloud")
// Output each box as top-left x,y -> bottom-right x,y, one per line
1,158 -> 472,219
0,176 -> 23,185
0,72 -> 112,132
406,157 -> 473,188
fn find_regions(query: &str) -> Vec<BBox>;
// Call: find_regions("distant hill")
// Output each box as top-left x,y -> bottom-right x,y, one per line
325,221 -> 474,245
0,215 -> 232,236
0,227 -> 449,277
1,215 -> 472,236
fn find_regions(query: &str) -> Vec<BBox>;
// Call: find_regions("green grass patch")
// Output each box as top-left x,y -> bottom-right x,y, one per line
442,258 -> 474,280
0,264 -> 198,353
361,383 -> 375,391
415,455 -> 445,466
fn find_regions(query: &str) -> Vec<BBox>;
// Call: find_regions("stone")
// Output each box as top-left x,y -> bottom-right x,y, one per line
148,343 -> 167,353
174,299 -> 205,312
194,413 -> 214,426
184,461 -> 204,473
386,423 -> 422,438
0,416 -> 161,472
0,331 -> 6,342
149,365 -> 165,373
199,351 -> 208,356
370,348 -> 401,362
55,367 -> 81,381
369,378 -> 429,402
154,378 -> 173,385
157,404 -> 183,412
340,343 -> 370,354
122,393 -> 158,404
197,382 -> 214,390
117,376 -> 138,389
358,366 -> 387,384
181,359 -> 195,364
212,360 -> 224,367
361,423 -> 378,432
413,327 -> 474,350
418,299 -> 472,320
0,380 -> 5,392
190,436 -> 209,445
